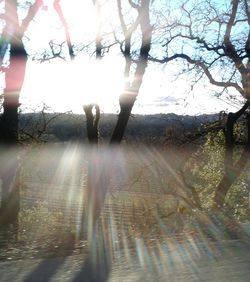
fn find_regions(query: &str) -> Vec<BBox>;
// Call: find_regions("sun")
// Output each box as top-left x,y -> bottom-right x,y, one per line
20,55 -> 125,114
80,57 -> 124,111
20,1 -> 124,113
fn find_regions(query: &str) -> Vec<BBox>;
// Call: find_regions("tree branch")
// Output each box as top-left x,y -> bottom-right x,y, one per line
128,0 -> 140,10
92,0 -> 103,59
21,0 -> 43,35
244,0 -> 250,57
150,54 -> 244,95
223,0 -> 246,76
53,0 -> 74,59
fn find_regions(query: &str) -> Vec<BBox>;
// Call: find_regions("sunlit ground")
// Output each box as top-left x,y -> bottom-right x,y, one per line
0,143 -> 250,281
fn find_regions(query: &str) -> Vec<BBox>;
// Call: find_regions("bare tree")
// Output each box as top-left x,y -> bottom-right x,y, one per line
111,0 -> 152,143
150,0 -> 250,208
82,0 -> 102,144
55,2 -> 152,255
53,0 -> 74,60
0,0 -> 42,229
75,2 -> 152,245
0,0 -> 42,143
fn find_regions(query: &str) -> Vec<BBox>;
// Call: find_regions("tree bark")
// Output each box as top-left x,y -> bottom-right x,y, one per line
110,94 -> 136,144
213,102 -> 249,208
81,1 -> 152,248
0,44 -> 27,231
83,104 -> 100,144
0,0 -> 33,231
111,0 -> 152,144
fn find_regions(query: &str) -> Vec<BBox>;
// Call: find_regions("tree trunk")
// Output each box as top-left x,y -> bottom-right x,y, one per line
213,102 -> 249,208
83,104 -> 100,144
110,95 -> 135,144
0,32 -> 27,230
81,0 -> 152,248
0,107 -> 18,144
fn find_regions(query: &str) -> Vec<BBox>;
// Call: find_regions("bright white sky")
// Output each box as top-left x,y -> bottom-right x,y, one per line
2,0 -> 245,115
20,57 -> 241,115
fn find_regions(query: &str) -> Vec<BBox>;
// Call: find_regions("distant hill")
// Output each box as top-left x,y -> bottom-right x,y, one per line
18,112 -> 219,143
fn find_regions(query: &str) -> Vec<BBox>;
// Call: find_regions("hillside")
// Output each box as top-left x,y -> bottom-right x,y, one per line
18,112 -> 219,143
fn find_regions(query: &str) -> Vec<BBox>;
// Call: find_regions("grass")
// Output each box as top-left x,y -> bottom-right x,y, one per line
1,143 -> 249,261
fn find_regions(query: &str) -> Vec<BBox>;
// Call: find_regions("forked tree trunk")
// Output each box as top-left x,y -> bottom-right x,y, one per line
83,104 -> 100,144
81,0 -> 152,245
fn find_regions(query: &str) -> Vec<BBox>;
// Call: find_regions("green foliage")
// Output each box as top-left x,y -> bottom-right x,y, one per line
187,127 -> 250,220
186,130 -> 224,209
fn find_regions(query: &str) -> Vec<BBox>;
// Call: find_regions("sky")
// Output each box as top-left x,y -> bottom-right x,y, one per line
1,0 -> 245,116
19,57 -> 242,115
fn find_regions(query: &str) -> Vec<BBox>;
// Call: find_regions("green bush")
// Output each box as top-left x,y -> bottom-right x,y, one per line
186,128 -> 250,220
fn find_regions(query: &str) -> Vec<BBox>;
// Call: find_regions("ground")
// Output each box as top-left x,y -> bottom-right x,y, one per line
0,238 -> 249,282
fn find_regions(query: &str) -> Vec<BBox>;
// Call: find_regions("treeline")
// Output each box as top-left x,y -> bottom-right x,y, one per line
18,112 -> 218,143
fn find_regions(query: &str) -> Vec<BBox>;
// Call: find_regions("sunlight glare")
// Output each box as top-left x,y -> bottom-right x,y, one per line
21,55 -> 124,113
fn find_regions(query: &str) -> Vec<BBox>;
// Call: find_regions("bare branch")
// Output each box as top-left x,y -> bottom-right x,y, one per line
170,33 -> 224,54
53,0 -> 74,59
132,0 -> 152,89
111,0 -> 152,143
224,0 -> 239,42
21,0 -> 43,35
1,0 -> 42,65
223,0 -> 246,75
117,0 -> 128,35
117,0 -> 140,49
92,0 -> 103,59
116,0 -> 140,83
128,0 -> 140,10
150,54 -> 244,95
244,0 -> 250,57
